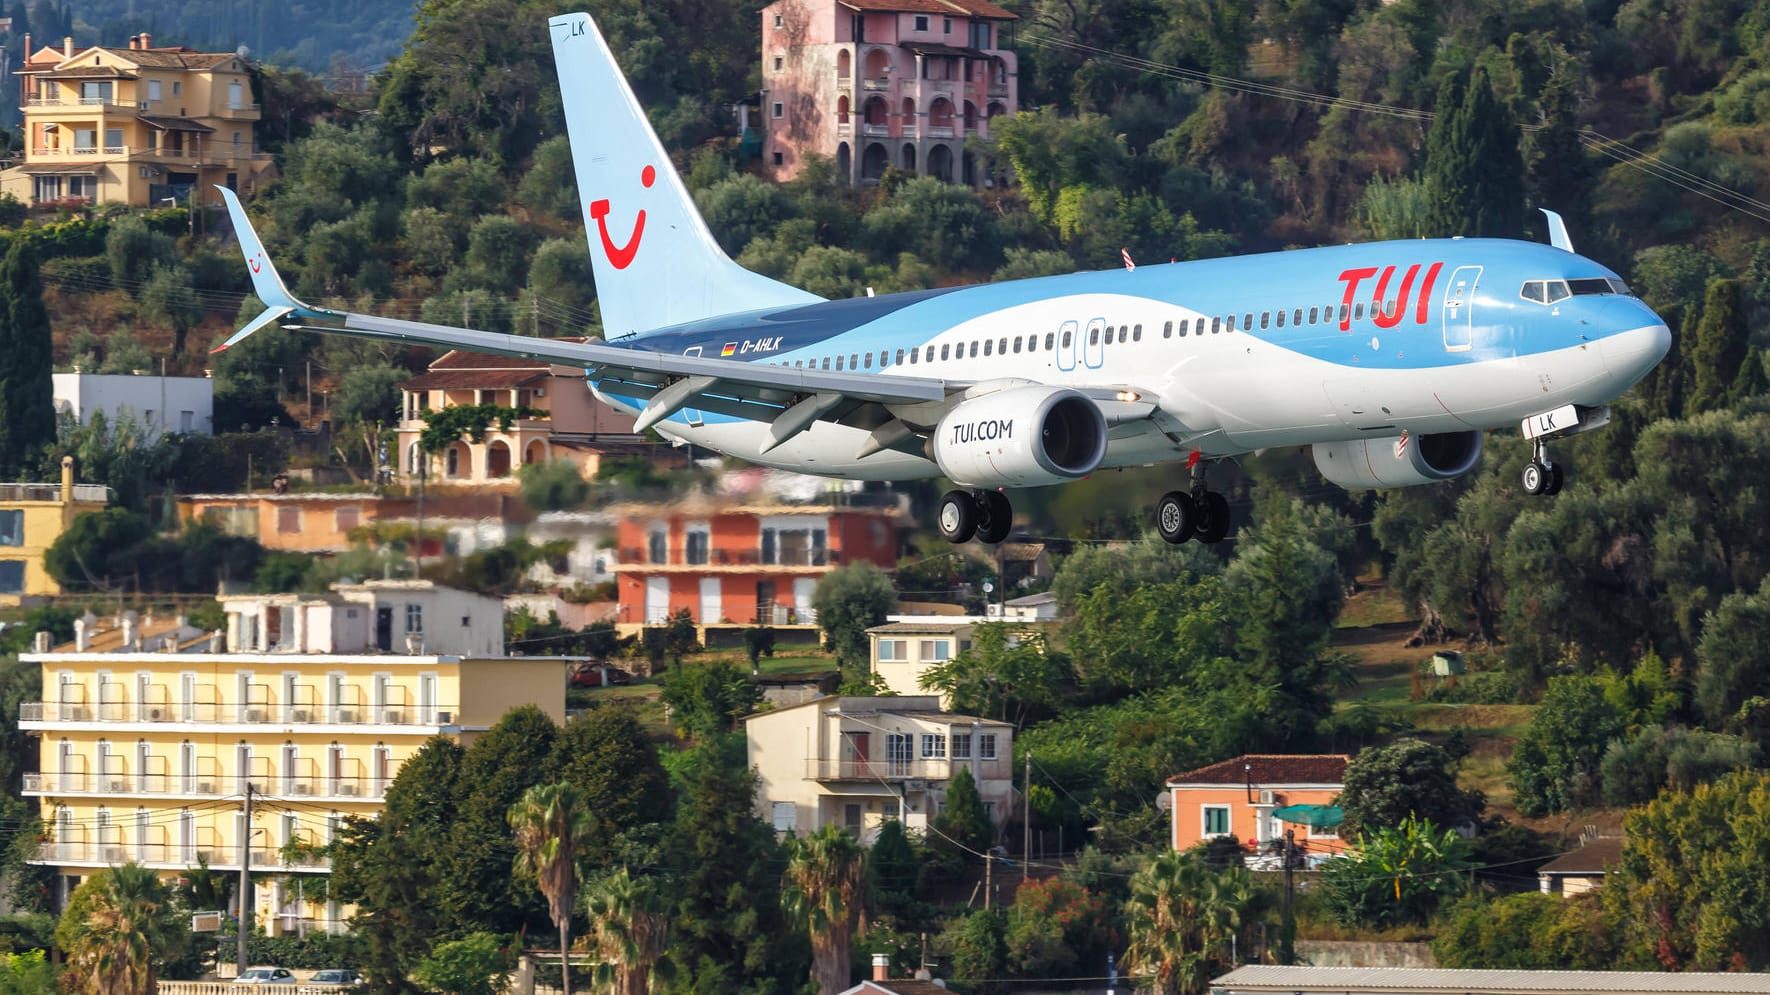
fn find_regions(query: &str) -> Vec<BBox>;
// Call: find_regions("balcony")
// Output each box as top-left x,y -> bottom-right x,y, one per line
21,700 -> 456,728
861,123 -> 890,137
861,77 -> 891,91
25,771 -> 388,801
215,102 -> 261,118
837,122 -> 852,136
807,756 -> 1010,782
32,840 -> 328,871
0,482 -> 110,503
925,125 -> 956,138
23,96 -> 135,109
988,84 -> 1009,98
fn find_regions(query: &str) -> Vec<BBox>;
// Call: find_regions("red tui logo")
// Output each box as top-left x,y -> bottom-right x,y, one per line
590,165 -> 655,270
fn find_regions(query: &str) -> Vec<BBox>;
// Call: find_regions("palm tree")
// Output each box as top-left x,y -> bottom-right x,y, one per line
585,868 -> 669,995
56,862 -> 186,995
782,825 -> 869,995
1122,851 -> 1265,995
509,782 -> 596,995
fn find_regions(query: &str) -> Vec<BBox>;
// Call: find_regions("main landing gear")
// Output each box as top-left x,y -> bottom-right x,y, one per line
1157,461 -> 1231,545
939,489 -> 1013,545
1521,439 -> 1564,496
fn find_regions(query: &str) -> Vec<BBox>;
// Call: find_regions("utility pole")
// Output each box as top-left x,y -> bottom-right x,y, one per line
1278,828 -> 1296,965
237,783 -> 252,975
1022,752 -> 1030,882
983,850 -> 992,910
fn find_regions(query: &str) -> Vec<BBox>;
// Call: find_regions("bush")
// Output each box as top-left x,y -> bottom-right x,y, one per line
1434,892 -> 1618,969
1424,669 -> 1521,704
1318,817 -> 1472,928
243,929 -> 368,970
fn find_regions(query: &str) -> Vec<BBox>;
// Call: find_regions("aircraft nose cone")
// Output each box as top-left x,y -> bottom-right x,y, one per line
1601,322 -> 1672,389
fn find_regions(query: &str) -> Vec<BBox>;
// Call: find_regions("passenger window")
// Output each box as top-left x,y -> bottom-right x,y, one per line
983,339 -> 993,356
821,357 -> 831,370
926,346 -> 936,361
1544,280 -> 1571,303
863,353 -> 872,369
1044,332 -> 1054,350
850,353 -> 859,368
1061,330 -> 1072,348
1261,311 -> 1271,329
1012,337 -> 1021,354
1178,319 -> 1188,337
908,349 -> 917,365
1308,306 -> 1319,324
999,337 -> 1008,354
835,355 -> 845,371
1275,310 -> 1286,328
1354,303 -> 1364,320
1163,321 -> 1173,339
1211,317 -> 1221,334
940,344 -> 950,361
1292,308 -> 1302,325
1339,304 -> 1350,323
1133,324 -> 1142,342
1090,326 -> 1100,345
1242,313 -> 1251,330
895,349 -> 905,365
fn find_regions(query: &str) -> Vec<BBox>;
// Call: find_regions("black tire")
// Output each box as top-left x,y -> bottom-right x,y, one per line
1156,491 -> 1196,544
975,490 -> 1013,544
1521,460 -> 1546,496
1197,491 -> 1231,544
1544,462 -> 1565,495
938,490 -> 978,543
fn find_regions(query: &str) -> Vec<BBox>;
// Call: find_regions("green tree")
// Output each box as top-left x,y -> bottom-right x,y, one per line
139,263 -> 201,356
103,215 -> 175,291
1697,575 -> 1770,727
517,460 -> 589,512
43,508 -> 155,592
0,949 -> 56,995
932,766 -> 994,857
1603,770 -> 1770,970
0,239 -> 55,477
584,869 -> 670,995
54,863 -> 187,995
1319,817 -> 1473,928
441,707 -> 559,936
1506,676 -> 1628,816
1433,892 -> 1618,969
1005,876 -> 1112,978
508,783 -> 594,995
409,933 -> 515,995
1685,277 -> 1749,414
459,215 -> 534,294
1337,738 -> 1483,839
1598,725 -> 1757,807
868,819 -> 922,922
1122,851 -> 1263,995
782,826 -> 868,995
919,624 -> 1071,726
526,239 -> 596,324
551,709 -> 671,865
659,661 -> 761,740
811,562 -> 896,671
1425,68 -> 1525,237
333,363 -> 410,429
940,908 -> 1006,989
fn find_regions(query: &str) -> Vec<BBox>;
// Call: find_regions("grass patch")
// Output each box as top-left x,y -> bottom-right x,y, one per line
1336,579 -> 1415,629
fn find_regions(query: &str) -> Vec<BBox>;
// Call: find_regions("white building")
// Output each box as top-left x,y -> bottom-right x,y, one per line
745,694 -> 1014,842
219,579 -> 505,658
53,371 -> 214,438
866,619 -> 976,701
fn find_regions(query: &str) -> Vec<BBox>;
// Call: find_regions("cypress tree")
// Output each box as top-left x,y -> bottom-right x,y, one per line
0,239 -> 55,478
1425,68 -> 1526,238
1424,73 -> 1471,235
1687,277 -> 1749,414
1526,82 -> 1595,237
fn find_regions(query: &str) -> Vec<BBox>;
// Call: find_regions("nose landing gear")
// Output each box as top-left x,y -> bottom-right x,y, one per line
938,489 -> 1014,544
1521,440 -> 1564,496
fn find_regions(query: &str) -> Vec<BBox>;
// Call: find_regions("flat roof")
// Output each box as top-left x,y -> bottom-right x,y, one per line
1211,967 -> 1770,995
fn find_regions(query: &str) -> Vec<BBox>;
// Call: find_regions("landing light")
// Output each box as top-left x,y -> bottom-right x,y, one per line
1116,390 -> 1141,402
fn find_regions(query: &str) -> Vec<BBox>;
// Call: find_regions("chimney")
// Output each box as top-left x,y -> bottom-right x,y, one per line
73,617 -> 89,652
872,954 -> 890,982
128,34 -> 139,49
139,32 -> 151,49
60,456 -> 73,504
62,37 -> 72,58
32,631 -> 50,653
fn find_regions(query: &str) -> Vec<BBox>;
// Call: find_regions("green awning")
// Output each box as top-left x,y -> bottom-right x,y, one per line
1271,804 -> 1343,828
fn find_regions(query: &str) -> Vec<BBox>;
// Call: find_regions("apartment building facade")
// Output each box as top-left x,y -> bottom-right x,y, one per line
760,0 -> 1018,186
19,580 -> 568,929
3,33 -> 273,208
52,371 -> 214,439
1166,753 -> 1351,859
395,347 -> 644,486
611,500 -> 900,625
746,694 -> 1014,842
0,458 -> 109,606
867,619 -> 975,700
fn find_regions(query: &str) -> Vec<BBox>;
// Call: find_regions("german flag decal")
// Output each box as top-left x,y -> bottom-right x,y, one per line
720,342 -> 738,356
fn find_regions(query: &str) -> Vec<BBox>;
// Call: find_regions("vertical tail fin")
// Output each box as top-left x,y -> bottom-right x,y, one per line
547,12 -> 820,337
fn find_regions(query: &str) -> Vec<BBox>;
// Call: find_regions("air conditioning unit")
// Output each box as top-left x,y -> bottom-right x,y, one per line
1259,790 -> 1275,805
147,707 -> 165,721
384,709 -> 402,724
291,710 -> 310,722
338,784 -> 358,796
436,711 -> 453,724
903,779 -> 927,792
245,708 -> 263,722
103,846 -> 125,862
337,709 -> 356,724
198,782 -> 214,793
291,783 -> 311,795
107,778 -> 126,792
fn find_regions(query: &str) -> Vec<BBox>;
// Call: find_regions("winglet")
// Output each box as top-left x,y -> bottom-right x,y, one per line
214,185 -> 313,351
1540,209 -> 1575,253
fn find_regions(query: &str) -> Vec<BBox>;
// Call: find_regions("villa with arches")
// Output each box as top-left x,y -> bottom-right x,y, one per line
760,0 -> 1018,187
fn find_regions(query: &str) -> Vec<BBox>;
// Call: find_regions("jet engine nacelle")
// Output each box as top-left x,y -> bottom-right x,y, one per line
930,386 -> 1108,488
1312,430 -> 1484,489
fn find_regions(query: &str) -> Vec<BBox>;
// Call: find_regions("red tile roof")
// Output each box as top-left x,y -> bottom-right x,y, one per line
839,0 -> 1017,19
1536,837 -> 1624,876
1168,754 -> 1350,787
427,340 -> 588,371
399,369 -> 551,391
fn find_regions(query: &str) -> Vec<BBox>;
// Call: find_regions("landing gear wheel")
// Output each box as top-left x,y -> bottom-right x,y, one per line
975,490 -> 1013,545
1544,462 -> 1565,496
1157,491 -> 1196,544
1521,460 -> 1547,496
938,490 -> 978,543
1196,491 -> 1231,544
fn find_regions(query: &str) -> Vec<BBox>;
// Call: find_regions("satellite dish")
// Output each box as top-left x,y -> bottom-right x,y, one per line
981,582 -> 994,594
237,45 -> 250,59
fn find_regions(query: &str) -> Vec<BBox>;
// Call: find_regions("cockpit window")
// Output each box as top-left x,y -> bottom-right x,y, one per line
1521,281 -> 1547,304
1544,280 -> 1571,303
1569,278 -> 1614,296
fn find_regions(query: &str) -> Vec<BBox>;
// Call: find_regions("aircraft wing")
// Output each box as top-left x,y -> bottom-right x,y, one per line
215,188 -> 1162,456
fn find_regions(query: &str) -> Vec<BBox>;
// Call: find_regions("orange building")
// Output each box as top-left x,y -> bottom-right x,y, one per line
1165,754 -> 1350,859
177,491 -> 531,557
611,501 -> 900,626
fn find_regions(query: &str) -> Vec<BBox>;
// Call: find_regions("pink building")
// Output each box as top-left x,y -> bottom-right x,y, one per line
760,0 -> 1018,186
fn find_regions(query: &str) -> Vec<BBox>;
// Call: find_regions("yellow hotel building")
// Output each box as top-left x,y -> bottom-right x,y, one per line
0,457 -> 110,607
1,33 -> 274,208
19,580 -> 569,932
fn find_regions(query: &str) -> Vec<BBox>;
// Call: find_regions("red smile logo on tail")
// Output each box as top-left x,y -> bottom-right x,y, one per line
590,165 -> 655,270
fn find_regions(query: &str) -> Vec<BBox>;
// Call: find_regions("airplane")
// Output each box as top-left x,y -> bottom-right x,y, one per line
214,9 -> 1672,546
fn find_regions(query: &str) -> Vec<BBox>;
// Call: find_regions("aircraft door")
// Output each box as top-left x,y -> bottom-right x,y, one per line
680,346 -> 706,425
1083,318 -> 1106,369
1056,319 -> 1078,372
1442,266 -> 1480,353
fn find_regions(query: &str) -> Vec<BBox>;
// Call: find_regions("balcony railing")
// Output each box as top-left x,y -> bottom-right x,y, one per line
28,146 -> 272,162
24,96 -> 134,108
32,840 -> 328,870
988,84 -> 1009,97
21,701 -> 456,727
862,77 -> 891,91
806,756 -> 1010,782
0,482 -> 109,503
861,123 -> 890,137
925,125 -> 956,138
25,771 -> 388,800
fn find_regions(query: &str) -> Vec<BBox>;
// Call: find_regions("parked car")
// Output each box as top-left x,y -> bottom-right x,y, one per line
232,968 -> 297,985
306,970 -> 363,988
569,664 -> 633,688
